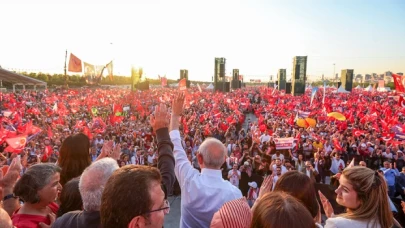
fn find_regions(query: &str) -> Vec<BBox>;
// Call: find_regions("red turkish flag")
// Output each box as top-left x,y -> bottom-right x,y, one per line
6,135 -> 27,150
392,73 -> 405,93
332,138 -> 343,151
399,96 -> 405,108
68,53 -> 83,72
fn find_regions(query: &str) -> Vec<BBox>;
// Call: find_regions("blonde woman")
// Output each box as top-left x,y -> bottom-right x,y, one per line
320,166 -> 394,228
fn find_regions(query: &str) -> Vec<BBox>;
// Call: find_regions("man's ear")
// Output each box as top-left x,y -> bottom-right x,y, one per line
128,216 -> 145,228
197,152 -> 204,164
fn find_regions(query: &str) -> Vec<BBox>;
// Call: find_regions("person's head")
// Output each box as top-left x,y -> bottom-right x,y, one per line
359,161 -> 367,167
276,167 -> 281,176
210,198 -> 252,228
284,159 -> 291,168
305,161 -> 312,170
402,167 -> 405,174
233,164 -> 238,170
80,158 -> 119,212
57,178 -> 82,217
335,153 -> 341,160
383,161 -> 390,169
58,133 -> 91,186
335,166 -> 393,228
197,138 -> 227,169
101,165 -> 167,228
273,171 -> 319,219
298,154 -> 303,161
14,163 -> 62,206
251,192 -> 315,228
275,158 -> 281,166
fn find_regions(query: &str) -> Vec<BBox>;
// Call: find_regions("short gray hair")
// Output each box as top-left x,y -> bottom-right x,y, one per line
79,158 -> 119,211
198,137 -> 227,169
14,163 -> 61,203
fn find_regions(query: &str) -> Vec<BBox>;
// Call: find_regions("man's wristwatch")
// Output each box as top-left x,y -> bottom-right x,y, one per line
3,193 -> 17,201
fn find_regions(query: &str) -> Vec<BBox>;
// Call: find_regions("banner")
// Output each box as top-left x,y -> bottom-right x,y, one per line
68,53 -> 82,72
95,65 -> 105,78
378,80 -> 385,88
106,61 -> 113,81
84,62 -> 98,84
249,79 -> 261,83
179,78 -> 187,91
274,137 -> 294,150
83,62 -> 95,76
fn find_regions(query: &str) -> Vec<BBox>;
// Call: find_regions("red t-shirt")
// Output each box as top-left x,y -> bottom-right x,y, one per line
12,202 -> 59,228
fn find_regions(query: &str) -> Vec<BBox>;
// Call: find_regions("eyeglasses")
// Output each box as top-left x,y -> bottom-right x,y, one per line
145,200 -> 170,215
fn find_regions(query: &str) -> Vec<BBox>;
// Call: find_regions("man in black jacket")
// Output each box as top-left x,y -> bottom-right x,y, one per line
151,103 -> 176,196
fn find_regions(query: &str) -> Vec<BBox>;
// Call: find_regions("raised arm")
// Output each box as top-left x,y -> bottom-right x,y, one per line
169,93 -> 198,187
150,103 -> 175,196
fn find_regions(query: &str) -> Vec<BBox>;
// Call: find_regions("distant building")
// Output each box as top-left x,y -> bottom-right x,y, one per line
365,74 -> 372,82
355,74 -> 363,83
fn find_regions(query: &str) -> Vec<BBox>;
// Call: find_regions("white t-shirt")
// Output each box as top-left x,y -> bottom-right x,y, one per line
228,169 -> 241,187
383,152 -> 393,159
271,154 -> 285,162
260,134 -> 271,143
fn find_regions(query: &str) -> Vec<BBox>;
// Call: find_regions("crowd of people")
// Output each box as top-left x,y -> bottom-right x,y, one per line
0,85 -> 405,227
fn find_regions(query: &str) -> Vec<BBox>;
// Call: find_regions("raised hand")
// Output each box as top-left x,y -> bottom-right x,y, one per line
172,93 -> 185,116
318,190 -> 334,218
150,104 -> 170,132
1,157 -> 22,190
99,140 -> 114,158
111,143 -> 121,161
258,175 -> 274,199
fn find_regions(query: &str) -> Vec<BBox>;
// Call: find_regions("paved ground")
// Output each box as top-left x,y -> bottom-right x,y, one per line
164,196 -> 181,228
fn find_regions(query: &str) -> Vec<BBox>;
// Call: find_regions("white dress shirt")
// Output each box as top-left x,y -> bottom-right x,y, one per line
170,130 -> 242,228
330,157 -> 345,174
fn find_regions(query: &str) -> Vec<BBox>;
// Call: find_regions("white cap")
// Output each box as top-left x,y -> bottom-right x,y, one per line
248,182 -> 258,188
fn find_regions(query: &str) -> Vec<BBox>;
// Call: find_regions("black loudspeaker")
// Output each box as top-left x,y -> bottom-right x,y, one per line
232,69 -> 239,80
239,81 -> 241,89
219,64 -> 225,78
291,81 -> 304,95
136,81 -> 149,91
286,82 -> 292,94
243,83 -> 246,88
337,82 -> 342,88
180,69 -> 188,80
215,81 -> 230,92
341,69 -> 353,92
186,80 -> 190,88
295,65 -> 301,79
231,80 -> 239,89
